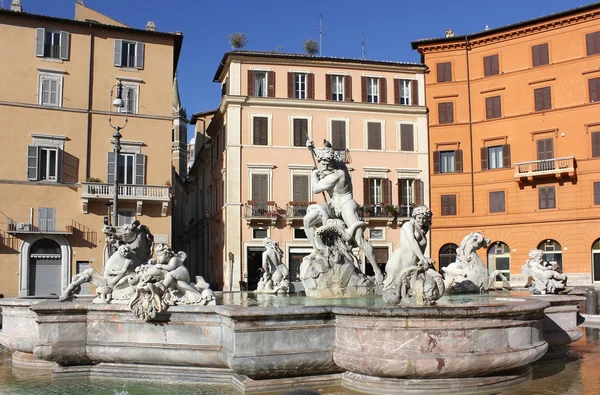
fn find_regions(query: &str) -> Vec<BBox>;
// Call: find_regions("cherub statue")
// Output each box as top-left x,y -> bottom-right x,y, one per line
522,249 -> 568,295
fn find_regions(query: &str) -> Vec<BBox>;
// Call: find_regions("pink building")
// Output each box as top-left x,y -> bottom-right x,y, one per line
184,51 -> 429,291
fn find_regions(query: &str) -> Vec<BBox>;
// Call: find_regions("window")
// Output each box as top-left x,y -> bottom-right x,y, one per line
586,31 -> 600,56
248,70 -> 274,97
295,73 -> 306,99
481,145 -> 511,170
539,186 -> 556,209
594,182 -> 600,205
27,146 -> 60,182
38,73 -> 62,107
251,173 -> 269,215
436,62 -> 452,82
534,87 -> 552,111
367,77 -> 379,103
331,75 -> 344,101
537,239 -> 563,270
536,138 -> 554,161
367,122 -> 382,150
532,43 -> 549,67
253,228 -> 268,239
398,79 -> 412,105
483,54 -> 500,76
439,243 -> 458,271
434,149 -> 463,174
489,191 -> 506,213
252,116 -> 268,145
38,207 -> 56,232
293,228 -> 307,239
331,120 -> 347,150
292,175 -> 309,204
438,102 -> 454,124
398,179 -> 424,206
363,178 -> 390,206
589,77 -> 600,103
485,96 -> 501,119
36,28 -> 69,60
441,194 -> 457,216
107,152 -> 146,185
288,72 -> 314,99
400,124 -> 414,152
254,71 -> 267,97
369,229 -> 384,240
118,84 -> 138,114
114,40 -> 144,69
293,118 -> 308,147
592,131 -> 600,158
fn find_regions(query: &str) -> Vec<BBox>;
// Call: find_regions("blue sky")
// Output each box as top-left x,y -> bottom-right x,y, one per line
9,0 -> 597,138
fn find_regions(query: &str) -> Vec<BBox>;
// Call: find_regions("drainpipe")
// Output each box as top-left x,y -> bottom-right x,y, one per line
420,52 -> 433,259
84,24 -> 95,179
465,37 -> 475,213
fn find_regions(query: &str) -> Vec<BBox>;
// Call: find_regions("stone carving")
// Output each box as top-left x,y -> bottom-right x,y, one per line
442,233 -> 510,293
255,238 -> 291,294
382,206 -> 445,305
300,140 -> 381,297
522,248 -> 568,295
60,221 -> 213,322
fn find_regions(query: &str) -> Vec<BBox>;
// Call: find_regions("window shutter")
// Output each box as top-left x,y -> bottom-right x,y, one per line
247,70 -> 255,96
60,31 -> 70,60
399,179 -> 406,205
484,56 -> 491,76
494,96 -> 501,118
411,79 -> 419,105
38,207 -> 47,231
447,102 -> 454,123
135,153 -> 145,185
293,175 -> 309,203
344,76 -> 352,101
485,97 -> 493,119
363,179 -> 371,205
293,118 -> 307,147
367,122 -> 381,150
445,63 -> 452,81
382,179 -> 391,205
107,151 -> 116,184
491,55 -> 499,75
41,78 -> 50,104
325,75 -> 332,100
332,121 -> 346,149
135,42 -> 145,69
532,45 -> 539,67
595,182 -> 600,205
361,77 -> 367,102
394,79 -> 400,104
589,78 -> 600,103
267,71 -> 275,97
27,145 -> 39,181
438,103 -> 447,124
56,148 -> 64,183
480,147 -> 488,171
415,180 -> 424,206
114,39 -> 122,66
455,149 -> 463,173
437,63 -> 451,82
380,78 -> 387,104
587,32 -> 596,56
592,132 -> 600,158
252,174 -> 268,203
433,150 -> 440,174
401,124 -> 414,151
534,88 -> 543,111
502,144 -> 511,167
543,87 -> 551,109
287,72 -> 294,98
307,73 -> 315,99
36,28 -> 45,57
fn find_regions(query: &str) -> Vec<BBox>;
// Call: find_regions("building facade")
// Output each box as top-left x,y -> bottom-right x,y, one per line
0,2 -> 182,297
184,51 -> 428,291
412,3 -> 600,285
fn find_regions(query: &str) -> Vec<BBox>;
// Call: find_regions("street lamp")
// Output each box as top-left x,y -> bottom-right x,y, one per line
108,80 -> 128,226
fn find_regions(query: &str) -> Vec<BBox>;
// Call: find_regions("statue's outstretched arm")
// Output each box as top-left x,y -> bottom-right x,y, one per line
312,170 -> 338,194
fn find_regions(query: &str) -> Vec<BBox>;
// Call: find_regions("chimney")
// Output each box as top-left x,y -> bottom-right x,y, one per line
145,21 -> 156,31
11,0 -> 22,12
445,29 -> 455,38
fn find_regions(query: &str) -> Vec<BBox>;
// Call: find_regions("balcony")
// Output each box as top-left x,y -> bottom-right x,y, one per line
514,156 -> 576,182
6,217 -> 74,235
285,201 -> 316,227
244,201 -> 283,227
360,204 -> 402,227
81,182 -> 171,216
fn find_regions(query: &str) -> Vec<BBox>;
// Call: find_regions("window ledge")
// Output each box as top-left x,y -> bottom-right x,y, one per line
118,67 -> 139,73
41,58 -> 64,64
37,67 -> 67,74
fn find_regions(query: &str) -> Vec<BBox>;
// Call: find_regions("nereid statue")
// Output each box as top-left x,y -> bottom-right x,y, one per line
522,248 -> 568,295
382,206 -> 445,305
442,233 -> 510,293
255,238 -> 291,294
60,221 -> 214,321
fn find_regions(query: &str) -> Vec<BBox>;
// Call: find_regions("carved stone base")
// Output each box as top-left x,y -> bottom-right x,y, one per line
11,351 -> 56,369
301,261 -> 375,298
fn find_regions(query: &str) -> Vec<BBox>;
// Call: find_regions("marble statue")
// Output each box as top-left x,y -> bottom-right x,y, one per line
522,248 -> 568,295
255,238 -> 291,294
382,206 -> 445,305
60,221 -> 214,322
442,232 -> 510,293
300,140 -> 381,297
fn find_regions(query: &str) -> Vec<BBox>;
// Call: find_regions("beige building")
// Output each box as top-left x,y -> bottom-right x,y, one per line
182,51 -> 428,291
0,1 -> 183,297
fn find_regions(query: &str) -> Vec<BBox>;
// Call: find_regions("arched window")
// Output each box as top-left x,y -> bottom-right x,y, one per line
537,239 -> 563,270
29,238 -> 61,296
592,239 -> 600,283
487,241 -> 511,282
438,243 -> 458,272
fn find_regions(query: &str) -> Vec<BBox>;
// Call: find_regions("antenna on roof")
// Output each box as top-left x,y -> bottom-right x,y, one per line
360,32 -> 366,60
317,13 -> 324,56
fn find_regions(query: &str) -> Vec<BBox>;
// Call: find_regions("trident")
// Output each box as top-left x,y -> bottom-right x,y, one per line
306,135 -> 328,203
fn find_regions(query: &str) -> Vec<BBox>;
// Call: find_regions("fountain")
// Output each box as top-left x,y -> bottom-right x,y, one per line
0,141 -> 585,394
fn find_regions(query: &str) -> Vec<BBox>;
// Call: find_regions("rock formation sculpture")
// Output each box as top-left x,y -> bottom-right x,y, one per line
255,238 -> 291,294
59,221 -> 214,321
300,140 -> 381,297
442,233 -> 510,293
382,206 -> 445,305
522,248 -> 568,295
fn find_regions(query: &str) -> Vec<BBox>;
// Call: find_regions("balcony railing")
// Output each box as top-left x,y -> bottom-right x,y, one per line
244,201 -> 282,226
514,156 -> 576,179
81,182 -> 171,201
286,202 -> 313,218
6,217 -> 74,235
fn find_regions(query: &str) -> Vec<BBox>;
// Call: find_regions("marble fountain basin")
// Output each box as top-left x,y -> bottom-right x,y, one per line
0,293 -> 584,394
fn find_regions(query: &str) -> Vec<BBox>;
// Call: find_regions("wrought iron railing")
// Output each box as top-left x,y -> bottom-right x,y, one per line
514,156 -> 575,178
244,201 -> 281,218
286,202 -> 311,218
6,217 -> 74,234
81,182 -> 171,201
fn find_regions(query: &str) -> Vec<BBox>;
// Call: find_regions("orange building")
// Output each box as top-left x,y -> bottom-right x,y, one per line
412,3 -> 600,286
